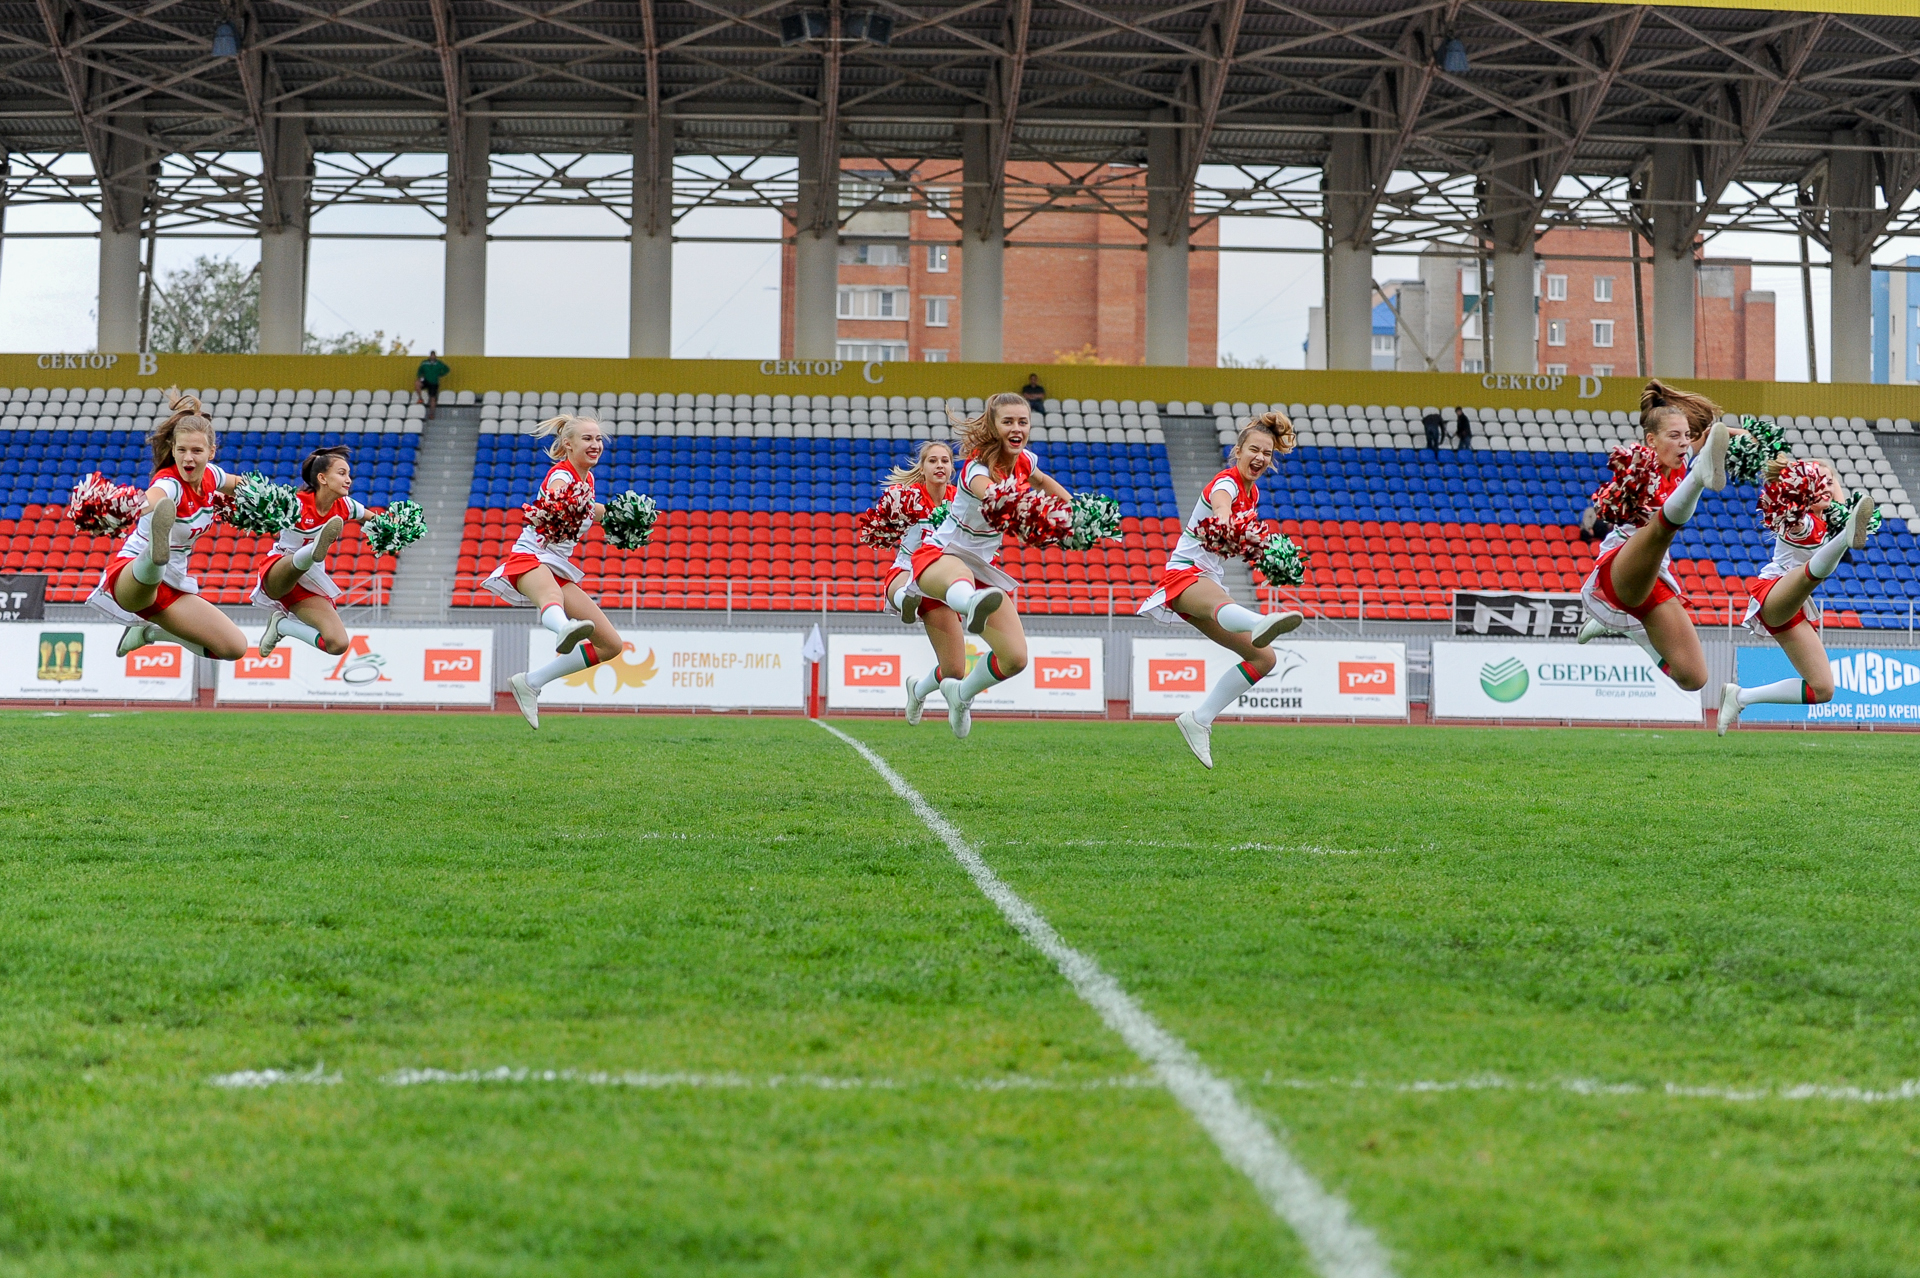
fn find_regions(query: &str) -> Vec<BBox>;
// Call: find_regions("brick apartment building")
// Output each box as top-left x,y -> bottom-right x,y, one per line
1316,227 -> 1775,379
779,161 -> 1218,367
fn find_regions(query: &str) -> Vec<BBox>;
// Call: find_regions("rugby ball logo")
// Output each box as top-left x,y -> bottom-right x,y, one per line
1479,657 -> 1530,703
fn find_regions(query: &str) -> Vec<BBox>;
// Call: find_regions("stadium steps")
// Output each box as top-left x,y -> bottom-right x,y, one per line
1875,429 -> 1920,513
1160,412 -> 1254,595
388,406 -> 480,620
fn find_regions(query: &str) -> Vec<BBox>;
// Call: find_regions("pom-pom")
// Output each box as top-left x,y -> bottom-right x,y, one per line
1251,533 -> 1307,586
1061,493 -> 1122,551
1726,415 -> 1789,486
1591,444 -> 1661,527
364,501 -> 427,557
64,472 -> 145,536
1758,458 -> 1831,533
224,473 -> 300,536
927,499 -> 951,529
1822,491 -> 1883,540
521,479 -> 595,544
601,491 -> 659,550
855,484 -> 932,549
1192,510 -> 1265,559
980,477 -> 1072,547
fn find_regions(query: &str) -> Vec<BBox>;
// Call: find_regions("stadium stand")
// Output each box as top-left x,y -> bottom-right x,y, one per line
0,385 -> 423,603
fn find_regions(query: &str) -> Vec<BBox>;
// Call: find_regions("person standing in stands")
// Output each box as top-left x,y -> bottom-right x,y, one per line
416,351 -> 450,420
1020,374 -> 1048,415
1423,408 -> 1444,451
1454,408 -> 1472,450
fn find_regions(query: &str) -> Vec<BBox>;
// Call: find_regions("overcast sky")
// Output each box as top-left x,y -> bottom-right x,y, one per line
1,159 -> 1911,382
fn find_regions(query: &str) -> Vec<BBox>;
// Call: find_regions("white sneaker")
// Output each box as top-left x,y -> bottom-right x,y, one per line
553,615 -> 594,655
1175,711 -> 1213,769
509,672 -> 541,729
961,588 -> 1005,636
1847,492 -> 1876,549
1696,422 -> 1730,492
940,677 -> 972,739
310,515 -> 343,563
903,673 -> 928,726
1717,682 -> 1742,737
116,624 -> 151,657
1251,611 -> 1303,646
1576,618 -> 1619,644
257,611 -> 284,658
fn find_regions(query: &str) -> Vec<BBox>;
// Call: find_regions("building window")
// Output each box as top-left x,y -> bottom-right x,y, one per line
1592,319 -> 1615,348
841,176 -> 909,209
1545,363 -> 1568,376
924,296 -> 950,327
837,341 -> 909,362
1463,358 -> 1485,373
924,186 -> 950,210
1591,364 -> 1614,377
838,287 -> 911,319
1546,319 -> 1568,346
1462,311 -> 1480,339
1546,274 -> 1568,301
840,243 -> 904,266
1371,334 -> 1397,370
1594,276 -> 1614,303
926,245 -> 949,273
923,349 -> 948,363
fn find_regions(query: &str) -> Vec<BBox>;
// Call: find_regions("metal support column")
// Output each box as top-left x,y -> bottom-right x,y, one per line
959,104 -> 1004,363
1827,129 -> 1873,385
793,116 -> 840,361
1144,108 -> 1190,366
443,115 -> 489,356
96,123 -> 147,353
629,112 -> 673,359
1486,121 -> 1538,375
1324,115 -> 1372,371
258,101 -> 310,355
1647,125 -> 1697,377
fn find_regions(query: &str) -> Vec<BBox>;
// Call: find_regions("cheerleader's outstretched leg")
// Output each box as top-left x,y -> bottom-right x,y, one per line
508,578 -> 622,729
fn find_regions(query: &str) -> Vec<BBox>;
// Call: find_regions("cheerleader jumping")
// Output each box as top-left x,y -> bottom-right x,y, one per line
1138,411 -> 1305,769
880,441 -> 971,728
251,446 -> 373,657
1576,379 -> 1732,692
486,414 -> 624,729
905,392 -> 1070,739
86,391 -> 249,662
1718,460 -> 1878,734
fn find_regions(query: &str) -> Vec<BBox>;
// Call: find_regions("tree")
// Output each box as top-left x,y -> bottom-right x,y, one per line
147,255 -> 259,353
1219,351 -> 1276,369
305,329 -> 414,356
1052,343 -> 1124,365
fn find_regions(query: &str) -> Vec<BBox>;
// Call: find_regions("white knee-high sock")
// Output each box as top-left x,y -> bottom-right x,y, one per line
1213,602 -> 1264,634
131,556 -> 165,585
1738,677 -> 1812,707
1660,461 -> 1708,527
538,603 -> 572,637
956,651 -> 1010,701
1808,533 -> 1850,580
528,643 -> 594,689
942,580 -> 978,612
291,540 -> 325,572
276,615 -> 323,649
1194,661 -> 1260,727
889,580 -> 912,612
911,664 -> 943,697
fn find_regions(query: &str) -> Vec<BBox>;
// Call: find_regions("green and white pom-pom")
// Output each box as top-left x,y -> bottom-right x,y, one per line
1823,491 -> 1883,539
1726,414 -> 1790,486
364,500 -> 427,556
225,472 -> 300,535
1253,533 -> 1307,586
601,491 -> 659,550
1061,492 -> 1122,551
926,500 -> 951,529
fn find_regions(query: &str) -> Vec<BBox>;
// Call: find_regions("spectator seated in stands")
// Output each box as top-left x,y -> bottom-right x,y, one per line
1021,374 -> 1048,415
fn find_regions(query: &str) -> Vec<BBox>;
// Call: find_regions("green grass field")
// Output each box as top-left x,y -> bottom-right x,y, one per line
1,709 -> 1916,1277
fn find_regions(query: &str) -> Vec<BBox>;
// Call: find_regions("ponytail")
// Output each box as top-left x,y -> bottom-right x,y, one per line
533,413 -> 600,461
301,445 -> 352,491
950,392 -> 1030,475
1640,378 -> 1722,441
1237,410 -> 1297,454
885,438 -> 955,488
147,388 -> 216,473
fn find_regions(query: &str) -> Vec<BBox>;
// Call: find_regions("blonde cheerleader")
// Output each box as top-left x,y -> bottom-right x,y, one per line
251,445 -> 373,656
1138,411 -> 1305,768
874,441 -> 971,726
85,391 -> 248,661
486,414 -> 625,729
1718,458 -> 1878,733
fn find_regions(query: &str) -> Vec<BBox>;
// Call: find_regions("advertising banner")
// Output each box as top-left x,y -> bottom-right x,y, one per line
1130,638 -> 1407,719
827,633 -> 1104,714
217,627 -> 493,705
0,574 -> 46,621
530,629 -> 803,709
1452,590 -> 1585,638
0,621 -> 195,701
1431,640 -> 1701,722
1734,646 -> 1920,724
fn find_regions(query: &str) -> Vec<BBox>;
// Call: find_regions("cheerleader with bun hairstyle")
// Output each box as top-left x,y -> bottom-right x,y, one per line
86,389 -> 249,662
1138,410 -> 1304,769
248,444 -> 381,658
488,413 -> 627,729
1575,378 -> 1734,691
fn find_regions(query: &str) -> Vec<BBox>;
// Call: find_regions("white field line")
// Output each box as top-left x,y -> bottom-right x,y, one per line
1258,1074 -> 1920,1104
814,720 -> 1395,1278
208,1063 -> 342,1088
380,1068 -> 1159,1091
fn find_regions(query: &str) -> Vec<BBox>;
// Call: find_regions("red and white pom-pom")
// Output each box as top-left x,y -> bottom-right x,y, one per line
980,477 -> 1072,547
1192,510 -> 1267,562
521,479 -> 595,543
1759,458 -> 1830,533
1591,443 -> 1661,527
855,484 -> 932,549
65,472 -> 146,536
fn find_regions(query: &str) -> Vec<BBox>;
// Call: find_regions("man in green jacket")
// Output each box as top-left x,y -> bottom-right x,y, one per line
416,352 -> 450,419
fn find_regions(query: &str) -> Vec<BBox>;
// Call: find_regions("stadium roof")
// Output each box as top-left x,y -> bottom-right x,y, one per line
6,1 -> 1919,252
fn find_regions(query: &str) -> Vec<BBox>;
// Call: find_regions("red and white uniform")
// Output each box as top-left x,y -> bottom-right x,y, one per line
880,481 -> 948,618
1580,464 -> 1686,632
1743,510 -> 1827,637
1138,468 -> 1259,625
481,460 -> 595,605
87,464 -> 230,625
905,452 -> 1035,600
250,491 -> 372,615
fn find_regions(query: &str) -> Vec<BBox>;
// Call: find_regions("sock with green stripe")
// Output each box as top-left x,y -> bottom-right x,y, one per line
1738,677 -> 1818,706
1194,661 -> 1262,727
956,651 -> 1012,702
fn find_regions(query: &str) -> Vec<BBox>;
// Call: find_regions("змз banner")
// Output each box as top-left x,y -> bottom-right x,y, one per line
530,629 -> 804,709
218,627 -> 493,704
1431,640 -> 1701,722
1130,639 -> 1406,719
1734,646 -> 1920,725
827,633 -> 1104,713
0,621 -> 195,701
